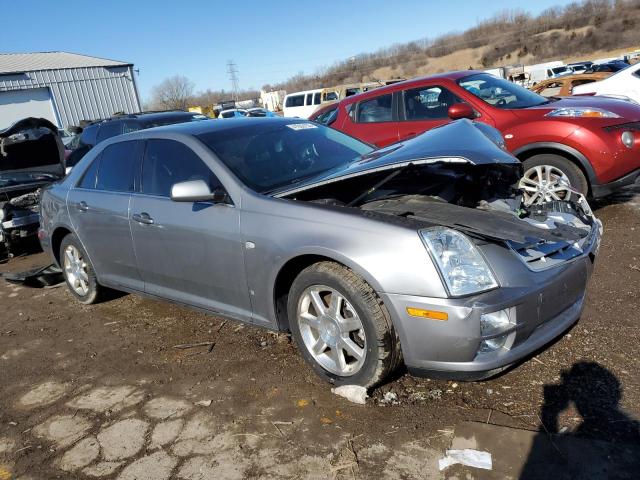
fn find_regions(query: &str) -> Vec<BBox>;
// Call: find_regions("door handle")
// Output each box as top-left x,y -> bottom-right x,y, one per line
132,212 -> 154,225
77,201 -> 89,212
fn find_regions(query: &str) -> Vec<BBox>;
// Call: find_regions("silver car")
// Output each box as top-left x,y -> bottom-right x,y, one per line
38,118 -> 601,387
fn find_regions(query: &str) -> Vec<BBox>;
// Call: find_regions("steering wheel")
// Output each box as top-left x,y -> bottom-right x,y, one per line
294,143 -> 319,171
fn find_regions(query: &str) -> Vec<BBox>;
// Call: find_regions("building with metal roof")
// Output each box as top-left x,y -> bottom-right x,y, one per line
0,51 -> 141,129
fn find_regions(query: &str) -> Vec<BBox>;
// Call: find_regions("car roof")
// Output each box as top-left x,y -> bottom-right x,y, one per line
91,110 -> 199,126
338,70 -> 480,105
137,116 -> 308,136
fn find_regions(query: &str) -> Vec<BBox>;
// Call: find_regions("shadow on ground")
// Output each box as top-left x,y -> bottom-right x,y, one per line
520,361 -> 640,479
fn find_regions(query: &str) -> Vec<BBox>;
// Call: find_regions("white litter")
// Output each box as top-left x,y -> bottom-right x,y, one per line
438,449 -> 492,471
195,400 -> 212,407
331,385 -> 368,405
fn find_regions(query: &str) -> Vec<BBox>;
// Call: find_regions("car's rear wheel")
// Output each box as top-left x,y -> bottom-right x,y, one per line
60,233 -> 104,304
519,154 -> 588,206
288,261 -> 402,388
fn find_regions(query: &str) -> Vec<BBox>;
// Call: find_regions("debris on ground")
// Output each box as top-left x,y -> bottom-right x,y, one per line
1,264 -> 63,288
331,385 -> 368,405
380,392 -> 399,405
194,400 -> 212,407
438,449 -> 492,471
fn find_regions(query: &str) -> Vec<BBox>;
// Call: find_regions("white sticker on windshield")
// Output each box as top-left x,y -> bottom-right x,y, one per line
286,123 -> 317,130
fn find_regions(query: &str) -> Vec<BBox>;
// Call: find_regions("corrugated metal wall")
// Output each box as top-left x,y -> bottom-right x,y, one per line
0,65 -> 141,127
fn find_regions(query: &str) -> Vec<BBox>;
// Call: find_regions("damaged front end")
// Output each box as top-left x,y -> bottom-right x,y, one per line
278,119 -> 601,274
0,118 -> 65,258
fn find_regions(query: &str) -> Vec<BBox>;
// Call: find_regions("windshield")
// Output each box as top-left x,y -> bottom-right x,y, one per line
197,121 -> 373,193
458,73 -> 550,109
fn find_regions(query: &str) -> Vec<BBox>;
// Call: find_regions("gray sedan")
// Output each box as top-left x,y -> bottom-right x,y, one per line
38,117 -> 601,387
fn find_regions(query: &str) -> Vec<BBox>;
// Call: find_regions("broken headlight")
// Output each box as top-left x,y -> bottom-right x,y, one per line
420,227 -> 498,297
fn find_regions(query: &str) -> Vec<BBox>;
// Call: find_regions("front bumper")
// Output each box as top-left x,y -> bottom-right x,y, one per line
591,167 -> 640,197
381,251 -> 596,381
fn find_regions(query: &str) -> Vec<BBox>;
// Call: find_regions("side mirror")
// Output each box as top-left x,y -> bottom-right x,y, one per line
170,180 -> 228,203
448,103 -> 476,120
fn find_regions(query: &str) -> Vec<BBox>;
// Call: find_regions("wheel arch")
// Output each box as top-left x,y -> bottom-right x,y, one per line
513,142 -> 597,191
272,252 -> 384,332
50,226 -> 73,267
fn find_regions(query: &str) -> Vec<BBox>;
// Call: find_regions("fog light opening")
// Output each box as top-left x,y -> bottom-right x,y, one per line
621,131 -> 634,149
479,308 -> 516,353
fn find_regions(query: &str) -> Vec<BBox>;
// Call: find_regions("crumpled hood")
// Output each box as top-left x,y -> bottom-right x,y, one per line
274,119 -> 518,197
0,117 -> 65,176
513,96 -> 640,122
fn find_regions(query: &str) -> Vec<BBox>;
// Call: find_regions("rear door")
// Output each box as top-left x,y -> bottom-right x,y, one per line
397,85 -> 462,141
341,92 -> 399,147
67,140 -> 143,290
129,138 -> 251,321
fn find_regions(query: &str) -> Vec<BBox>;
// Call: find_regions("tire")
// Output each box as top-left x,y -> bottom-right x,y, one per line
287,261 -> 402,388
519,154 -> 589,206
59,233 -> 104,304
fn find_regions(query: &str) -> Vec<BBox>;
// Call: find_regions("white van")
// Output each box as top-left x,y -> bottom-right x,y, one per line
283,89 -> 322,118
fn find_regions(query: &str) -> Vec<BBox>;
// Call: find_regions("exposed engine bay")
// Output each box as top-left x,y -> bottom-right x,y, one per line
0,118 -> 64,259
288,160 -> 601,270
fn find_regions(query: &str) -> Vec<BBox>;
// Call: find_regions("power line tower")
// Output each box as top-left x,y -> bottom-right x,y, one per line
226,60 -> 240,102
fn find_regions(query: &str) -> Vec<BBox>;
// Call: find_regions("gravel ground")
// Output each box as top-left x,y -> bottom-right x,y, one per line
0,183 -> 638,479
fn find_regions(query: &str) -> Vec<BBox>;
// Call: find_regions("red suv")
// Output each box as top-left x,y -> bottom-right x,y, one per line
310,71 -> 640,205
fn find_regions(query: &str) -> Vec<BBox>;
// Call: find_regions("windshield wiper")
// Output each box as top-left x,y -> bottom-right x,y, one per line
346,163 -> 413,207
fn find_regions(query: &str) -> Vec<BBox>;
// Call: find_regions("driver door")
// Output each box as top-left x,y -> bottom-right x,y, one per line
129,138 -> 252,322
397,85 -> 462,142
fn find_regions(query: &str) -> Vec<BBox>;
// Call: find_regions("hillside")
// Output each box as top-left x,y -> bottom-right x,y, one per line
263,0 -> 640,93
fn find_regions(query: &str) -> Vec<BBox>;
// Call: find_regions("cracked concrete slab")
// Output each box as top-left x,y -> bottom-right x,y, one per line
57,436 -> 99,472
150,419 -> 184,449
83,461 -> 125,477
143,397 -> 192,420
97,418 -> 149,461
33,414 -> 92,449
117,451 -> 178,480
67,386 -> 145,413
18,381 -> 69,409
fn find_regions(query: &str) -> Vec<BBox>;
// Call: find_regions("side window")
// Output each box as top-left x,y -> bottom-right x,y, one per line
324,91 -> 338,102
403,86 -> 462,120
77,155 -> 100,189
314,106 -> 338,126
285,95 -> 305,108
122,121 -> 140,134
141,139 -> 221,197
539,82 -> 563,97
305,93 -> 313,106
356,94 -> 393,123
313,92 -> 321,105
95,141 -> 138,192
96,121 -> 123,144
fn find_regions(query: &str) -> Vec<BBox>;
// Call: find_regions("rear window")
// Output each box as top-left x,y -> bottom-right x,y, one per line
95,141 -> 138,192
356,94 -> 393,123
285,95 -> 305,108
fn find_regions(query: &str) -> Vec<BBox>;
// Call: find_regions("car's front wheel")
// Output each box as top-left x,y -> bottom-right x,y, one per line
60,233 -> 104,304
518,154 -> 588,206
288,262 -> 402,388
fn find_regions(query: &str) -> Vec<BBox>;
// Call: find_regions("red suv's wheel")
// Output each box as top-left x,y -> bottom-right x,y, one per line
519,154 -> 588,206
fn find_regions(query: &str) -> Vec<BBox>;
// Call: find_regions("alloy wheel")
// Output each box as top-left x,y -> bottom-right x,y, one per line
63,244 -> 90,296
297,285 -> 366,376
518,164 -> 572,206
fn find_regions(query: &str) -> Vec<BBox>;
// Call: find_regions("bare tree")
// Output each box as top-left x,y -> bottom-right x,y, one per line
150,75 -> 195,110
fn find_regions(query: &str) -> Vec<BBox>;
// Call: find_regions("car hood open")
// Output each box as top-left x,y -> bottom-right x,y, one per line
273,119 -> 518,197
0,117 -> 65,180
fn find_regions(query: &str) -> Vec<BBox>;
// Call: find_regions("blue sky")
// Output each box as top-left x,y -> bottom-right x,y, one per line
2,0 -> 572,100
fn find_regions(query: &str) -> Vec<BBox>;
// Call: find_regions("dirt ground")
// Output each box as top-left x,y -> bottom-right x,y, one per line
0,184 -> 639,480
